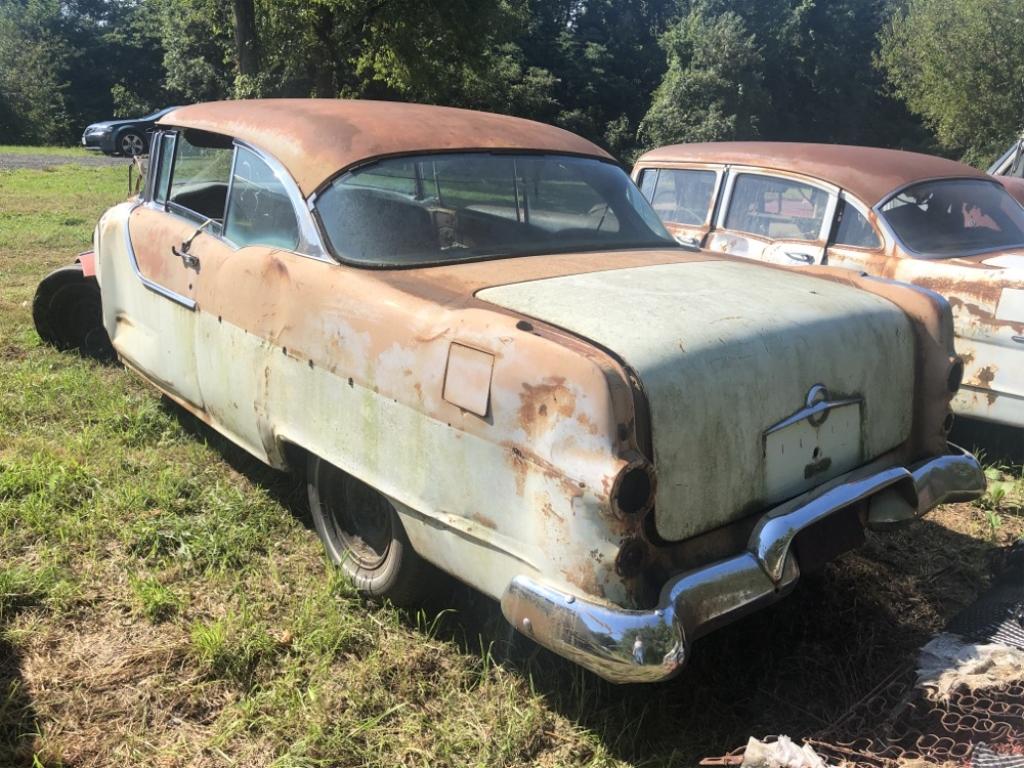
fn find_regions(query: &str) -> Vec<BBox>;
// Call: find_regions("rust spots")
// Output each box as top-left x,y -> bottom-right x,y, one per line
975,365 -> 996,387
518,376 -> 576,439
576,412 -> 601,436
541,500 -> 564,524
562,559 -> 605,599
504,442 -> 584,502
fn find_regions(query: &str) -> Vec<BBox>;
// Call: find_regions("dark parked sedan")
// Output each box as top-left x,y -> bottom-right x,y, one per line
81,106 -> 178,156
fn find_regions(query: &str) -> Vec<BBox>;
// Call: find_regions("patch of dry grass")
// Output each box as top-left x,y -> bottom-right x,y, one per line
1,154 -> 1020,767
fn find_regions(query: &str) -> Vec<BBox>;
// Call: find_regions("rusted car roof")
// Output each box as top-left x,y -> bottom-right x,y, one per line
159,99 -> 613,196
637,142 -> 988,205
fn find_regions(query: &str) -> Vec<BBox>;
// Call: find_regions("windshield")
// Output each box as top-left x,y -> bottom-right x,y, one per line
880,178 -> 1024,257
314,152 -> 676,266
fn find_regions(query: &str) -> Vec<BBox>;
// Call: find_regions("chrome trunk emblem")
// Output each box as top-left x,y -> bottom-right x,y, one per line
765,384 -> 862,435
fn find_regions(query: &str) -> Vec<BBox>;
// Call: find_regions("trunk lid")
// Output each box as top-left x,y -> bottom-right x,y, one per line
478,259 -> 915,541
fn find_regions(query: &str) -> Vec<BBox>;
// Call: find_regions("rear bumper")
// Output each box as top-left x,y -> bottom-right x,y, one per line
500,443 -> 985,684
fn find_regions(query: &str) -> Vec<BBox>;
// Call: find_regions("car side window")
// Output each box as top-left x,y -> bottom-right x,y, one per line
833,199 -> 882,249
724,174 -> 828,241
224,146 -> 300,250
643,168 -> 716,226
167,131 -> 233,225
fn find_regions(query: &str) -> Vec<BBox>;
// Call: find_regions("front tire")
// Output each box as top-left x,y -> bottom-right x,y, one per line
307,455 -> 430,605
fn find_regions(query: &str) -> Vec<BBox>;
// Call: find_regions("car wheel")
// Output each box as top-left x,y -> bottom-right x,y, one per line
32,264 -> 115,360
118,130 -> 146,157
307,454 -> 431,605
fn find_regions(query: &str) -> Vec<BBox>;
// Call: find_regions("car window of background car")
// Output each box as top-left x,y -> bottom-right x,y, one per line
833,199 -> 882,249
880,178 -> 1024,257
223,146 -> 300,250
152,133 -> 175,204
724,174 -> 828,241
167,132 -> 234,226
315,153 -> 674,266
641,168 -> 716,226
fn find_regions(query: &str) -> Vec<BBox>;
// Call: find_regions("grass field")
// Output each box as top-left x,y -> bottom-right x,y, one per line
0,155 -> 1022,768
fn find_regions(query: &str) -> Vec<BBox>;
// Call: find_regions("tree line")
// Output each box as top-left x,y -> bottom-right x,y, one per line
0,0 -> 1020,167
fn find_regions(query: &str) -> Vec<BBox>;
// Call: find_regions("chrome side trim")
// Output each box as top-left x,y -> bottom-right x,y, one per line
500,443 -> 984,684
123,201 -> 197,310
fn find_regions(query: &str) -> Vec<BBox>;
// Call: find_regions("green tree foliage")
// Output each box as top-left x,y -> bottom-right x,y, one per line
639,6 -> 767,147
0,0 -> 937,158
879,0 -> 1024,165
0,1 -> 70,143
0,0 -> 166,144
639,0 -> 926,152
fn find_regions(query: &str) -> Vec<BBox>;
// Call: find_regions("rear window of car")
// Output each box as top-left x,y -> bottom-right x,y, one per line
314,153 -> 675,266
724,174 -> 829,241
638,168 -> 717,226
879,178 -> 1024,257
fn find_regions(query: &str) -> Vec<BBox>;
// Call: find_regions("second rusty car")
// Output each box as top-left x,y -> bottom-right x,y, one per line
39,101 -> 984,683
633,143 -> 1024,431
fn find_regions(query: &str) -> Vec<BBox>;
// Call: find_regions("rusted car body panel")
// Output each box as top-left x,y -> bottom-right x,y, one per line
85,103 -> 985,683
634,143 -> 1024,429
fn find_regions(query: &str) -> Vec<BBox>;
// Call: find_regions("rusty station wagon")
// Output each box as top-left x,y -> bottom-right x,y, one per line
633,143 -> 1024,431
36,102 -> 985,683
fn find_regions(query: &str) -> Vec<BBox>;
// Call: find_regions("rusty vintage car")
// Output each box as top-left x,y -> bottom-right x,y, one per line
36,102 -> 985,683
633,143 -> 1024,430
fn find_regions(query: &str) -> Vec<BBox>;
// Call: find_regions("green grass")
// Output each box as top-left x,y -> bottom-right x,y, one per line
0,148 -> 1021,768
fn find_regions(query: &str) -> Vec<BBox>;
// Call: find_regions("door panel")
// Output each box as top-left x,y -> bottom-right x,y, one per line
117,206 -> 204,407
191,238 -> 283,457
711,171 -> 834,266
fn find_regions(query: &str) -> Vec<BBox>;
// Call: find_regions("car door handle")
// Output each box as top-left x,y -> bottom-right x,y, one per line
1013,336 -> 1024,344
785,251 -> 815,264
674,234 -> 701,248
172,245 -> 201,272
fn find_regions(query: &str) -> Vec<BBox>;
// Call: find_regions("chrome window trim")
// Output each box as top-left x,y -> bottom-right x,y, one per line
872,176 -> 1024,259
715,168 -> 838,242
232,139 -> 329,261
152,130 -> 178,206
123,201 -> 197,311
140,131 -> 330,265
830,191 -> 885,251
143,132 -> 160,201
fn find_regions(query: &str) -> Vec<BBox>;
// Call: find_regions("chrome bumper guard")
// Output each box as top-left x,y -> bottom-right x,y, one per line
500,444 -> 985,684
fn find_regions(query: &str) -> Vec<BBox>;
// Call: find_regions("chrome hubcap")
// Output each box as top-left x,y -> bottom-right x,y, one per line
121,134 -> 144,155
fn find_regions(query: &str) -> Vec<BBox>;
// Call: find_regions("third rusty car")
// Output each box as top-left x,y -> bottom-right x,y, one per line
633,143 -> 1024,430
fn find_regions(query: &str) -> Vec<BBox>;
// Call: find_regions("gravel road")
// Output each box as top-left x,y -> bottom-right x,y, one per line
0,151 -> 127,171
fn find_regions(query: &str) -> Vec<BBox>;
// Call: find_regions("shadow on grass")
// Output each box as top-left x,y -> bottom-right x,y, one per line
160,395 -> 312,530
0,615 -> 41,765
409,517 -> 1007,765
156,398 -> 1005,765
